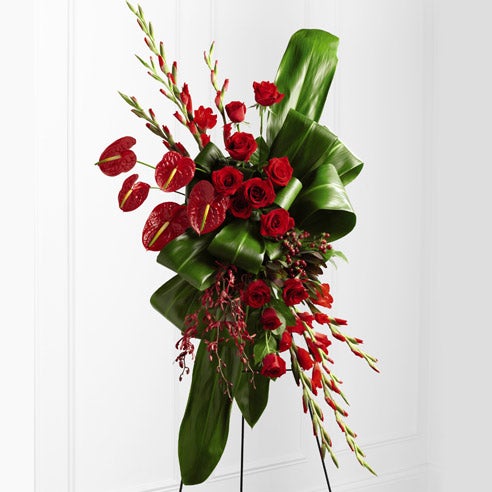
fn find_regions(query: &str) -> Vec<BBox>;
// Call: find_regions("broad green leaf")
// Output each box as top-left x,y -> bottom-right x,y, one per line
179,341 -> 241,485
270,109 -> 363,186
250,136 -> 269,166
264,240 -> 283,261
273,176 -> 302,210
270,298 -> 296,327
150,275 -> 200,331
235,372 -> 270,428
194,142 -> 225,173
156,231 -> 216,291
267,29 -> 339,144
290,163 -> 356,240
253,332 -> 277,365
207,220 -> 265,274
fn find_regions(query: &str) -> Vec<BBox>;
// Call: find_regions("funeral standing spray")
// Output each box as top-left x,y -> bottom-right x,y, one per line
95,2 -> 379,485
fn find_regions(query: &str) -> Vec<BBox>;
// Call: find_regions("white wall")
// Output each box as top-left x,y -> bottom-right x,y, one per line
0,1 -> 442,491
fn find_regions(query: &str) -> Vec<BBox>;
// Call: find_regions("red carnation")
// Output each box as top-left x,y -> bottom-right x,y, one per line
225,131 -> 257,161
282,278 -> 309,307
225,101 -> 247,123
264,157 -> 293,186
212,166 -> 244,196
261,308 -> 282,331
253,81 -> 284,106
242,279 -> 271,308
194,105 -> 217,130
278,331 -> 292,352
243,178 -> 275,209
260,208 -> 295,237
118,174 -> 150,212
312,283 -> 334,308
260,353 -> 286,379
296,347 -> 314,371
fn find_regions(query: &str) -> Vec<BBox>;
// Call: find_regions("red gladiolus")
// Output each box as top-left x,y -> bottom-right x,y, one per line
296,347 -> 313,370
260,353 -> 286,379
253,81 -> 284,106
193,106 -> 217,130
212,166 -> 244,196
96,136 -> 137,177
278,331 -> 292,352
242,279 -> 270,308
180,83 -> 193,113
264,157 -> 293,186
200,133 -> 211,147
298,312 -> 314,326
312,283 -> 334,308
225,101 -> 247,123
314,312 -> 330,325
332,317 -> 348,325
155,151 -> 196,192
287,317 -> 305,335
118,174 -> 150,212
312,363 -> 323,394
187,180 -> 229,235
142,202 -> 189,251
261,308 -> 282,331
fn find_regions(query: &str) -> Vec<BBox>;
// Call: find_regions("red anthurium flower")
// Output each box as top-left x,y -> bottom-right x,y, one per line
142,202 -> 189,251
96,136 -> 137,177
296,346 -> 314,371
312,283 -> 334,308
260,353 -> 286,379
260,208 -> 295,237
261,308 -> 282,331
194,106 -> 217,130
187,180 -> 229,234
282,278 -> 309,306
253,81 -> 284,106
278,331 -> 292,352
225,101 -> 247,123
212,166 -> 244,196
118,174 -> 150,212
155,151 -> 196,192
264,157 -> 293,186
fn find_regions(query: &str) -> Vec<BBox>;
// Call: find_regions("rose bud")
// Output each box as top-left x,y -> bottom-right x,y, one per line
212,166 -> 244,196
118,174 -> 150,212
225,101 -> 247,123
260,353 -> 286,379
260,208 -> 295,238
264,157 -> 293,187
261,308 -> 282,331
253,81 -> 284,106
282,278 -> 309,307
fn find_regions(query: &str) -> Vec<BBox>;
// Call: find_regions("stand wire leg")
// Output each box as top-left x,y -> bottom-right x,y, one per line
179,480 -> 183,491
309,406 -> 333,492
240,416 -> 245,492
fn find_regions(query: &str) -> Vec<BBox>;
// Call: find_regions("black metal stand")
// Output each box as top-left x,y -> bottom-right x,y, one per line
179,414 -> 333,491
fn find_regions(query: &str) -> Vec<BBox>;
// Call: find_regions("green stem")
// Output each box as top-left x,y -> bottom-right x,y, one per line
137,160 -> 156,169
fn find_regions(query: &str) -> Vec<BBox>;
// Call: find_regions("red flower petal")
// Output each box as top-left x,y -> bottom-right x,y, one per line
155,151 -> 196,192
142,202 -> 189,251
97,136 -> 137,177
187,180 -> 229,234
118,174 -> 150,212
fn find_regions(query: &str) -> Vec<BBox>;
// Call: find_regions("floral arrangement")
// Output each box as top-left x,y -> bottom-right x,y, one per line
95,2 -> 379,486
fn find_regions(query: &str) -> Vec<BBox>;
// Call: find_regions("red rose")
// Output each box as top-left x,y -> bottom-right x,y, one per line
260,353 -> 286,379
193,105 -> 217,130
278,331 -> 292,352
225,101 -> 247,123
118,174 -> 150,212
282,278 -> 308,307
296,347 -> 314,370
242,279 -> 271,308
225,131 -> 257,161
253,81 -> 284,106
260,208 -> 295,237
243,178 -> 275,209
212,166 -> 244,196
312,283 -> 333,308
261,308 -> 282,331
264,157 -> 293,186
230,188 -> 253,219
